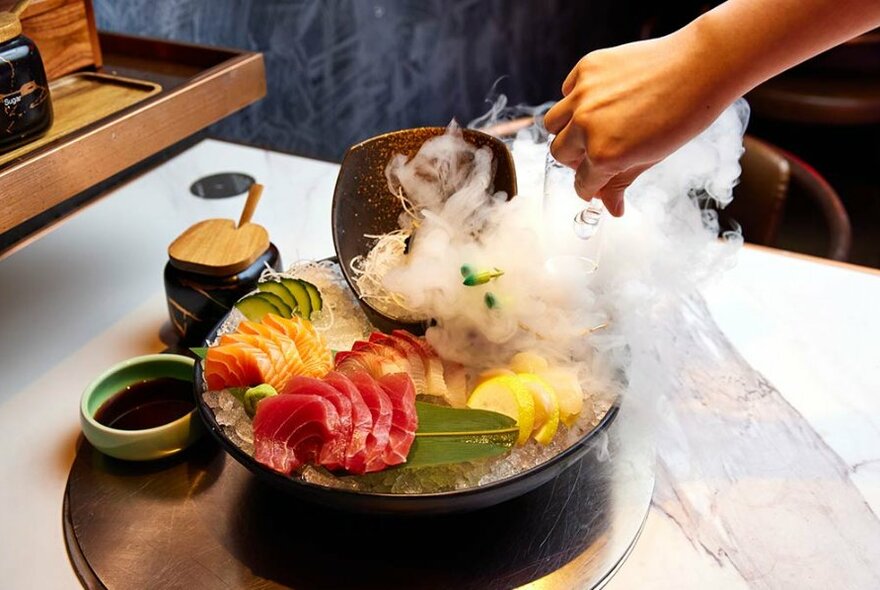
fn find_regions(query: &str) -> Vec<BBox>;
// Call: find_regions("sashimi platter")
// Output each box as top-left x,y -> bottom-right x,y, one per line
196,105 -> 747,512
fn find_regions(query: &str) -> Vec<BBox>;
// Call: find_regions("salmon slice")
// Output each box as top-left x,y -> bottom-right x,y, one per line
263,314 -> 333,377
221,333 -> 303,391
237,320 -> 276,339
204,346 -> 236,390
216,337 -> 283,390
205,313 -> 333,392
205,343 -> 267,389
239,320 -> 319,383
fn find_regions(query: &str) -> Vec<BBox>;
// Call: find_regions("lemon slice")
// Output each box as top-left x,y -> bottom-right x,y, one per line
518,373 -> 560,445
467,375 -> 535,445
538,368 -> 584,427
509,351 -> 549,374
474,368 -> 516,388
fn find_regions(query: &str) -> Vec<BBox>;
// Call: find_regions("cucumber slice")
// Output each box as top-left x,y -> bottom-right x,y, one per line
303,281 -> 323,314
280,278 -> 311,319
254,292 -> 293,317
258,281 -> 298,312
235,294 -> 283,322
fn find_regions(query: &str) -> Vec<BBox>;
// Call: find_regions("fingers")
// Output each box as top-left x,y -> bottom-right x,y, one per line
550,124 -> 587,168
595,164 -> 654,217
597,180 -> 626,217
543,96 -> 574,135
573,157 -> 614,204
561,61 -> 582,96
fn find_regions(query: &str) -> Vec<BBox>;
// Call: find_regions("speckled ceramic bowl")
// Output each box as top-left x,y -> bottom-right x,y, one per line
331,126 -> 517,335
80,354 -> 203,461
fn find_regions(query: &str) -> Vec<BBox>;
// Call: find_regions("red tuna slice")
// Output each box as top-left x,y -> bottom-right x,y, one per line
369,332 -> 428,395
345,370 -> 393,473
253,394 -> 340,475
391,331 -> 448,398
280,376 -> 353,471
376,373 -> 418,466
322,371 -> 373,474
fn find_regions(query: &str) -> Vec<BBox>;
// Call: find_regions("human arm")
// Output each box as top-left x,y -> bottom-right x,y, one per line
543,0 -> 880,216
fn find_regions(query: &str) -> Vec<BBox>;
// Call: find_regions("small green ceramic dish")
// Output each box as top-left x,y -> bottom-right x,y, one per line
80,354 -> 202,461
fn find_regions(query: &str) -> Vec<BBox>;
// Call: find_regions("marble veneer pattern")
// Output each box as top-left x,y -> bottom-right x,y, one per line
642,297 -> 880,588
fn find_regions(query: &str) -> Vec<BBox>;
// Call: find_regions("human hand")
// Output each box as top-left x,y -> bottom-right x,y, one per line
543,31 -> 736,216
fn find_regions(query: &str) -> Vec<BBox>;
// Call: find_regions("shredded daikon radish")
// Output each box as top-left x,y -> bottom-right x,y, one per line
350,230 -> 426,322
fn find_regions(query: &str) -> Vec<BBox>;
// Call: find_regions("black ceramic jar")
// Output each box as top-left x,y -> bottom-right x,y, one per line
0,12 -> 52,152
164,243 -> 282,346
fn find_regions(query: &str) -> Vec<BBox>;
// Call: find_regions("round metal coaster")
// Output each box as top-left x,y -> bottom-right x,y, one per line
63,399 -> 653,589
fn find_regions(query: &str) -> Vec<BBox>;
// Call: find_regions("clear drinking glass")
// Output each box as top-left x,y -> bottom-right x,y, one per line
543,137 -> 605,275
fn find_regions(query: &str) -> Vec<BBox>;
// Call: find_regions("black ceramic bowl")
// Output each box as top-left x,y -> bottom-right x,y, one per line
194,315 -> 619,515
331,126 -> 518,336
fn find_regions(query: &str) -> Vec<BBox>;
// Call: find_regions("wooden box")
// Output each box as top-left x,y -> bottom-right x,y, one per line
0,0 -> 102,80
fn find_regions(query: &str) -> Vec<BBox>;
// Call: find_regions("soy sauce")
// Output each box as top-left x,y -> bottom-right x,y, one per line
95,377 -> 194,430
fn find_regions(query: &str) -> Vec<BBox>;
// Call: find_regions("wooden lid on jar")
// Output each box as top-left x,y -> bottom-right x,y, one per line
0,12 -> 21,44
168,183 -> 271,276
0,1 -> 29,44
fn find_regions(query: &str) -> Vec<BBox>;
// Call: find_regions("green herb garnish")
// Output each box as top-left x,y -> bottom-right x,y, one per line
461,266 -> 505,286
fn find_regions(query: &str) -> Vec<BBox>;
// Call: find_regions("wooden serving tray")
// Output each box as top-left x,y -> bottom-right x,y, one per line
0,72 -> 160,167
0,32 -> 266,258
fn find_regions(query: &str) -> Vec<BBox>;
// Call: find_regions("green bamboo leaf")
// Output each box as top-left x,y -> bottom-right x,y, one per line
414,401 -> 516,432
190,347 -> 208,359
404,436 -> 515,468
404,402 -> 518,468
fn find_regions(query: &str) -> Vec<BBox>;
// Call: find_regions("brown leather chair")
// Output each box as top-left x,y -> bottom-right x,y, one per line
747,30 -> 880,125
726,136 -> 852,261
725,135 -> 790,245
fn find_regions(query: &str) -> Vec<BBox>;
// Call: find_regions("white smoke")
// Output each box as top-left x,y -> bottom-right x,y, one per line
376,100 -> 748,395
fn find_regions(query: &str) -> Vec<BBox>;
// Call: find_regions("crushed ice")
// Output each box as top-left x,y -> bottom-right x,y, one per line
202,260 -> 613,494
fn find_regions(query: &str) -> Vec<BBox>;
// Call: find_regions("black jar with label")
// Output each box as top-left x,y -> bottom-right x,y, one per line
0,12 -> 52,152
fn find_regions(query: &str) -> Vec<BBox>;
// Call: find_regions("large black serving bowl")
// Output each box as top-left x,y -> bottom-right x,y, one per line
194,319 -> 619,515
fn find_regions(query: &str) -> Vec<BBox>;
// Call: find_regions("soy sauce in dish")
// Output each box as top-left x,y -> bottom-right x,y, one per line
94,377 -> 194,430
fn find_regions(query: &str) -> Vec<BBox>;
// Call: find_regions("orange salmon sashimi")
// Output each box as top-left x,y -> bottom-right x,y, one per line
205,343 -> 272,391
220,333 -> 301,391
204,314 -> 333,392
262,314 -> 333,375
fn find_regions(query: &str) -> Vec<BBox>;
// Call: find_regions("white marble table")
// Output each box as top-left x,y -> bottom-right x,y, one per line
0,139 -> 877,589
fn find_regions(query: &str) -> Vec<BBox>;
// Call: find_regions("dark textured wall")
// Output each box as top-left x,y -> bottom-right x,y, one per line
95,1 -> 641,161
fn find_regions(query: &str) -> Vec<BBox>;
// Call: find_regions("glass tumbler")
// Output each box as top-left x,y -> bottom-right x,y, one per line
542,143 -> 606,275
